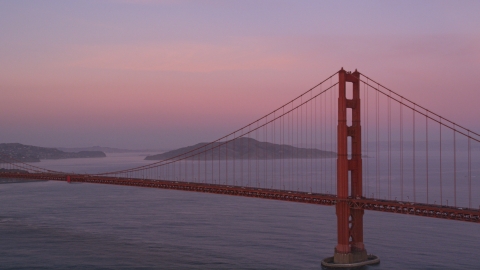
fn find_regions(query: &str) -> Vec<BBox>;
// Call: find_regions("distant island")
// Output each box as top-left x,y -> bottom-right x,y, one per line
58,146 -> 168,153
145,137 -> 336,160
0,143 -> 106,162
0,168 -> 29,174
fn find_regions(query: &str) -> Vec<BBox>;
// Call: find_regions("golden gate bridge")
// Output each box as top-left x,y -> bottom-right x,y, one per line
1,69 -> 479,268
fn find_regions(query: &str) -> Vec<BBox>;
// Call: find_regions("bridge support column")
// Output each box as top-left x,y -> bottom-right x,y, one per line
322,68 -> 379,268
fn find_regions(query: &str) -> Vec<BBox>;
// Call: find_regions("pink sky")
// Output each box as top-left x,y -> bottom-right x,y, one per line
0,1 -> 479,149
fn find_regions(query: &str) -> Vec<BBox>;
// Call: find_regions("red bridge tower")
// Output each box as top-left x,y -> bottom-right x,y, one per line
322,69 -> 379,268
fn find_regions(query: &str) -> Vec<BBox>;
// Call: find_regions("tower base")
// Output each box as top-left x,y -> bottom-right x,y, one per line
321,253 -> 379,269
334,249 -> 367,264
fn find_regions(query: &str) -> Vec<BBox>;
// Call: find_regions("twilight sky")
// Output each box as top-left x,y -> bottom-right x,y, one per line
1,0 -> 479,149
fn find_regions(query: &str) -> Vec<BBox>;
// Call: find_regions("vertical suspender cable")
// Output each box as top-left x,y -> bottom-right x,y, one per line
468,131 -> 471,208
330,85 -> 334,194
454,124 -> 457,207
292,102 -> 294,191
282,106 -> 285,190
300,96 -> 303,191
239,128 -> 248,186
363,82 -> 366,196
264,114 -> 275,188
212,136 -> 214,184
426,112 -> 429,204
218,138 -> 220,184
256,123 -> 258,186
440,119 -> 442,205
297,97 -> 300,191
388,87 -> 392,199
248,125 -> 251,187
233,132 -> 236,185
310,88 -> 316,192
272,112 -> 275,189
324,87 -> 327,192
204,147 -> 208,182
315,94 -> 317,193
306,95 -> 309,191
376,84 -> 379,198
413,105 -> 416,203
240,131 -> 243,186
265,115 -> 268,188
226,134 -> 228,185
197,144 -> 200,183
366,81 -> 369,197
400,98 -> 404,201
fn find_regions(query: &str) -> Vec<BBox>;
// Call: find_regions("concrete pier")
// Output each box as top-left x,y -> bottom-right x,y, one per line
321,254 -> 380,269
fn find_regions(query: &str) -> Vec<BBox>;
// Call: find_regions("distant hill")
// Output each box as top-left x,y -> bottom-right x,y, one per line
0,143 -> 106,162
58,146 -> 166,153
145,137 -> 336,160
0,168 -> 29,174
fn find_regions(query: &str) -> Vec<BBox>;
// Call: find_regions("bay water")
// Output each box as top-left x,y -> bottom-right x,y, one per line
0,153 -> 479,269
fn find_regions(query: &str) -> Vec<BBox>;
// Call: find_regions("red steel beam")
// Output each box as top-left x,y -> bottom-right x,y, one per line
0,172 -> 337,206
1,172 -> 478,223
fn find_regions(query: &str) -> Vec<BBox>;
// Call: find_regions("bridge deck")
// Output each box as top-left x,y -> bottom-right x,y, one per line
1,172 -> 478,223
